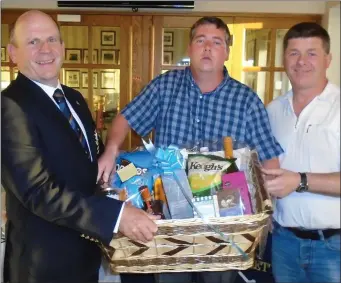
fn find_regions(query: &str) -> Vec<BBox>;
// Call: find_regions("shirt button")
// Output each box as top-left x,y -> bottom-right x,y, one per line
191,84 -> 194,87
200,96 -> 203,99
196,119 -> 200,123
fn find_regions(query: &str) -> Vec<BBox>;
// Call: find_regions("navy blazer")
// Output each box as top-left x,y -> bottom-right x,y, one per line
1,73 -> 122,283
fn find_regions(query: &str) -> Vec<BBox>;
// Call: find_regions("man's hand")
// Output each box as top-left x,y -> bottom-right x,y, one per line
262,168 -> 300,198
97,148 -> 117,183
97,114 -> 131,183
118,204 -> 159,243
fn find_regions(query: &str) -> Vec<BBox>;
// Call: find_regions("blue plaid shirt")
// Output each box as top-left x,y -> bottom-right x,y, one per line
121,67 -> 283,161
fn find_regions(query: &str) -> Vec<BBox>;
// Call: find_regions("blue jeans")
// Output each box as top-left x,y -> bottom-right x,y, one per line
155,271 -> 237,283
272,222 -> 340,283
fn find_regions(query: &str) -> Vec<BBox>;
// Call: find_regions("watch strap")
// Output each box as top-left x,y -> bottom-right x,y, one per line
296,172 -> 308,192
299,172 -> 307,186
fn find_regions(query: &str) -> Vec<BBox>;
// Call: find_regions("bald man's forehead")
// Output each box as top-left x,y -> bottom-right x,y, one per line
17,10 -> 53,23
17,11 -> 58,30
13,11 -> 62,44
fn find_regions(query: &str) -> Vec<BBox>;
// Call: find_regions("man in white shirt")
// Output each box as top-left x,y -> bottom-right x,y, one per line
263,22 -> 340,283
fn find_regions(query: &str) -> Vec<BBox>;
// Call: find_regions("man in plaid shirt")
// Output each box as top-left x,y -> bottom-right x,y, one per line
98,16 -> 282,283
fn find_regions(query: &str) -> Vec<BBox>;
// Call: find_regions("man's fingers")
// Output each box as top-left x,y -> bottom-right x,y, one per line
142,212 -> 160,233
132,227 -> 147,243
148,214 -> 161,221
264,179 -> 279,193
262,168 -> 283,176
132,223 -> 154,243
96,167 -> 104,182
102,171 -> 110,183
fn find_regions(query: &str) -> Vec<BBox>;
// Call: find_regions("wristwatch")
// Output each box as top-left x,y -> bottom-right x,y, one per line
295,172 -> 309,193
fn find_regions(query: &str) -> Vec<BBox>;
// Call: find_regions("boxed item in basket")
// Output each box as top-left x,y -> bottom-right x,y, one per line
99,139 -> 273,274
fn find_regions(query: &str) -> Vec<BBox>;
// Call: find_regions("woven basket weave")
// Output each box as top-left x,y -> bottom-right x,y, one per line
101,151 -> 272,273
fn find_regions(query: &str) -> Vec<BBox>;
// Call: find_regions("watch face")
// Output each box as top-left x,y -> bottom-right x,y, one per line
296,185 -> 308,193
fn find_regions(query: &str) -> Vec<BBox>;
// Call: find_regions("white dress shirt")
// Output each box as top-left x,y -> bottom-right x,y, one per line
267,82 -> 340,229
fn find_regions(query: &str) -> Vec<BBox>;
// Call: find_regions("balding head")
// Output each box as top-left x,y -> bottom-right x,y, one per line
10,10 -> 62,46
8,10 -> 65,87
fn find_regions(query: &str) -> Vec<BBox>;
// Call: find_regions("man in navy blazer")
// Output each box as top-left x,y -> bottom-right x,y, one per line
1,10 -> 158,283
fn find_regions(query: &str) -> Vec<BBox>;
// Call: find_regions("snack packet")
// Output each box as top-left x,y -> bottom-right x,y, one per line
187,154 -> 238,197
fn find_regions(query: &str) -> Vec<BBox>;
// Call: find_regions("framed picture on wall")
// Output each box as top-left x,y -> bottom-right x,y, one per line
65,70 -> 80,88
101,31 -> 116,46
65,49 -> 82,64
1,47 -> 7,62
163,31 -> 174,47
115,49 -> 120,65
81,72 -> 88,88
93,72 -> 98,89
163,51 -> 173,65
101,50 -> 116,64
83,49 -> 98,64
101,71 -> 116,89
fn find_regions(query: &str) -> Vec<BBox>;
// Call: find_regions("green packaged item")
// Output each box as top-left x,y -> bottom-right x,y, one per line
187,154 -> 238,197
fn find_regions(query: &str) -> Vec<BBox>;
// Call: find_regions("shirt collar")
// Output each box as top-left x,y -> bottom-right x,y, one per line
284,81 -> 335,115
315,81 -> 336,102
285,80 -> 335,104
31,80 -> 63,99
185,66 -> 231,93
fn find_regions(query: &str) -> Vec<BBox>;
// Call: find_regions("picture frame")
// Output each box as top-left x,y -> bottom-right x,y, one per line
81,72 -> 88,88
83,49 -> 98,64
13,69 -> 18,79
93,72 -> 98,89
115,49 -> 120,65
65,70 -> 80,88
163,31 -> 174,47
163,51 -> 173,65
1,47 -> 7,62
65,49 -> 82,64
101,49 -> 116,64
1,70 -> 10,90
101,31 -> 116,46
81,72 -> 99,89
101,71 -> 116,89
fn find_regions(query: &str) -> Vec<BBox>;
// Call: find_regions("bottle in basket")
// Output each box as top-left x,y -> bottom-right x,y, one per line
152,177 -> 166,219
139,185 -> 154,214
223,136 -> 239,172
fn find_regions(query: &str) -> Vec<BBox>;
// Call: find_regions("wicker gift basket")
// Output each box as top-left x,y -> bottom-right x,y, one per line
100,149 -> 273,273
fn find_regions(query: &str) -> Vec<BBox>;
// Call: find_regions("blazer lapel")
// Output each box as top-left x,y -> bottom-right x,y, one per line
62,87 -> 98,161
15,74 -> 76,137
13,74 -> 97,162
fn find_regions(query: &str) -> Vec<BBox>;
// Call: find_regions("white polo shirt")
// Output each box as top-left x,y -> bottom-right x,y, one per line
267,82 -> 340,229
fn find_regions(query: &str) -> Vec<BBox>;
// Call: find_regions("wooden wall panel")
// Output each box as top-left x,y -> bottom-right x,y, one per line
118,16 -> 132,150
153,16 -> 163,79
60,26 -> 88,48
130,16 -> 143,149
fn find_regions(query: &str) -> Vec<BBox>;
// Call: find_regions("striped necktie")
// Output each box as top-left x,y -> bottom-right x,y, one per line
53,89 -> 90,158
